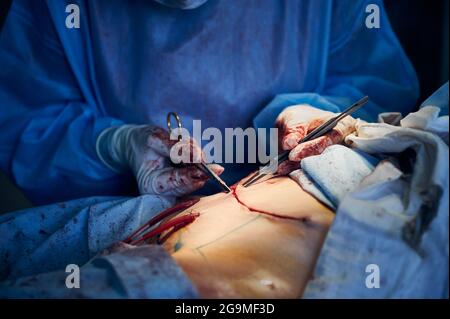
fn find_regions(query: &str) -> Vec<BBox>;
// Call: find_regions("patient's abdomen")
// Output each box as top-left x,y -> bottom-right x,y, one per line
163,176 -> 334,298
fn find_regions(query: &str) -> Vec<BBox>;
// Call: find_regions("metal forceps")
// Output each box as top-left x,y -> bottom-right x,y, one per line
166,112 -> 231,193
243,96 -> 369,188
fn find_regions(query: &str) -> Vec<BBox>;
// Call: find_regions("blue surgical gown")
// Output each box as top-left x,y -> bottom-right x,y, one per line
0,0 -> 419,205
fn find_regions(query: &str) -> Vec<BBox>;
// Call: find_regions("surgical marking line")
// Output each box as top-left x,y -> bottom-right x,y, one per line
194,214 -> 261,250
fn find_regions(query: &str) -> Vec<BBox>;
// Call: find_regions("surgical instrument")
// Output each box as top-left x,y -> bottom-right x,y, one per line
167,112 -> 231,193
243,96 -> 369,188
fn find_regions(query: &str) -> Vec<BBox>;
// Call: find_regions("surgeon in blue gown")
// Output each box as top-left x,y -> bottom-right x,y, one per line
0,0 -> 426,296
0,0 -> 419,205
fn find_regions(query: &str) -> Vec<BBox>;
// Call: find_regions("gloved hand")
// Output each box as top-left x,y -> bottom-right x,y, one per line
275,105 -> 357,175
96,125 -> 224,197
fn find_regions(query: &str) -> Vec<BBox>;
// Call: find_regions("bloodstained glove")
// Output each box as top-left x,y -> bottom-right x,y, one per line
96,125 -> 224,197
275,105 -> 357,175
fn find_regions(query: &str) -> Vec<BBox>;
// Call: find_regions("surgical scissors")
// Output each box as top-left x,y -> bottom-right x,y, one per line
243,96 -> 369,188
166,112 -> 231,193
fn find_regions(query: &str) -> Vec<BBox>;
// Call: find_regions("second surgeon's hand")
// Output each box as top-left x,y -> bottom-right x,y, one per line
275,105 -> 357,175
96,125 -> 224,197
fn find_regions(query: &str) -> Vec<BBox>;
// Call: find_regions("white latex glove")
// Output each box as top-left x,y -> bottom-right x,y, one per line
96,125 -> 224,197
275,104 -> 357,175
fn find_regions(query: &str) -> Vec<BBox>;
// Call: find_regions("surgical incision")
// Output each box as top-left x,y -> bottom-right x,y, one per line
127,176 -> 334,298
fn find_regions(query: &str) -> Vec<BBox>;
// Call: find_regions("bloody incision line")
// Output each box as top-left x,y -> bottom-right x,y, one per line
230,184 -> 309,223
126,181 -> 310,246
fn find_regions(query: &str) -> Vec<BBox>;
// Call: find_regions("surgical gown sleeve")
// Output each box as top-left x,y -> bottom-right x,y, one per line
254,0 -> 420,128
0,1 -> 126,205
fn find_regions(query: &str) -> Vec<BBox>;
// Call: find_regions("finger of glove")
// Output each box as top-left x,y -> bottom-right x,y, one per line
279,123 -> 309,151
143,164 -> 224,197
275,109 -> 306,150
287,115 -> 357,162
275,106 -> 334,151
144,127 -> 205,164
145,127 -> 177,157
278,115 -> 334,151
333,116 -> 357,137
276,160 -> 301,175
169,138 -> 205,164
275,105 -> 333,130
288,129 -> 343,162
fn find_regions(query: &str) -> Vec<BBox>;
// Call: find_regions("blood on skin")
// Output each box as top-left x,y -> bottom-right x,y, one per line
127,179 -> 310,246
132,213 -> 200,245
230,185 -> 308,223
124,198 -> 200,245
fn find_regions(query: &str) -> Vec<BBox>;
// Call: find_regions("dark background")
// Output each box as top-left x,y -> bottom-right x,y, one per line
384,0 -> 449,102
0,0 -> 449,214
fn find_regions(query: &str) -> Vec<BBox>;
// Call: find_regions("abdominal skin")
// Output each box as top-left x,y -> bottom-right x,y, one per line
162,176 -> 334,298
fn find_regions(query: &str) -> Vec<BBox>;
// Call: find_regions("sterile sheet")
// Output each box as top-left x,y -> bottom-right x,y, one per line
302,105 -> 449,298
